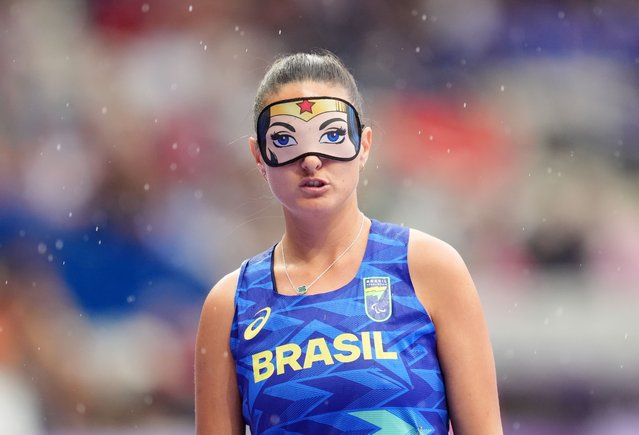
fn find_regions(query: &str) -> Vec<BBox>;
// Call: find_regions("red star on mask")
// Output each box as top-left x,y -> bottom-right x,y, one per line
297,99 -> 315,114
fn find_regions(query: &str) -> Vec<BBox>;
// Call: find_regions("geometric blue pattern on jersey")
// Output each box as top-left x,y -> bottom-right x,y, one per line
230,220 -> 449,434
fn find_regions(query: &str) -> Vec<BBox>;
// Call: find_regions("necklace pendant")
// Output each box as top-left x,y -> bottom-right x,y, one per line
296,285 -> 308,295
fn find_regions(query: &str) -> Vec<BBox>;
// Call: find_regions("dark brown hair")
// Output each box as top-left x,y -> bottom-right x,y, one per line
253,50 -> 364,130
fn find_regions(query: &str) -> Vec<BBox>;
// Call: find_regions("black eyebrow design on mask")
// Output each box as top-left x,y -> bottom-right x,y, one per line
269,122 -> 296,132
319,117 -> 346,130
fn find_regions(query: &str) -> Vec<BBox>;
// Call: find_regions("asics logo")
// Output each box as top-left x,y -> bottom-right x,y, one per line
244,307 -> 271,340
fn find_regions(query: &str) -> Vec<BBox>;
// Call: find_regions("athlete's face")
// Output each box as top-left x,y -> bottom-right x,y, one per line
249,81 -> 372,215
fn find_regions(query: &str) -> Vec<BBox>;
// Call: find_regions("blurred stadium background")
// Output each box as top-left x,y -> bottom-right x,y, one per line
1,0 -> 638,434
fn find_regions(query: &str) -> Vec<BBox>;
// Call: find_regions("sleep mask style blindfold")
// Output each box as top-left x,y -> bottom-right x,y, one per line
256,96 -> 363,167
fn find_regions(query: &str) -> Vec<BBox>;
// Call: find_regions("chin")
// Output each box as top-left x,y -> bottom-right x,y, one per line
287,198 -> 336,215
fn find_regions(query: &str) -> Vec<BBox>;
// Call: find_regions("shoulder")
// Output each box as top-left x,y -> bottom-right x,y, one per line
407,228 -> 476,324
407,228 -> 467,275
198,268 -> 242,334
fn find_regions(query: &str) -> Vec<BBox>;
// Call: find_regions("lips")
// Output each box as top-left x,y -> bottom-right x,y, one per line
300,178 -> 329,189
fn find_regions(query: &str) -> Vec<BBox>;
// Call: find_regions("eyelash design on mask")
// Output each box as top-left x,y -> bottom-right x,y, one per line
319,127 -> 346,144
270,132 -> 298,147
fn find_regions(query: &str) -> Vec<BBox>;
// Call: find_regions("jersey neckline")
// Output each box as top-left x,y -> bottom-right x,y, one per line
269,218 -> 377,298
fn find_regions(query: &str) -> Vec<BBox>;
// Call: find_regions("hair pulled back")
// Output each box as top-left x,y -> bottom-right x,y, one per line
253,50 -> 364,130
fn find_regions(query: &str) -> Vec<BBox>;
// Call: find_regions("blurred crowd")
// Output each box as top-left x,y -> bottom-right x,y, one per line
1,0 -> 638,433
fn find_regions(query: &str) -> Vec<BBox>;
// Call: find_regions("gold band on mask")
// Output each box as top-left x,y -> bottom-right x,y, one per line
269,98 -> 349,122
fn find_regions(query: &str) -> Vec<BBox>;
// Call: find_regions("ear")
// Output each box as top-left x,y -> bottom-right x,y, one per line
249,137 -> 267,177
358,126 -> 372,170
249,137 -> 264,169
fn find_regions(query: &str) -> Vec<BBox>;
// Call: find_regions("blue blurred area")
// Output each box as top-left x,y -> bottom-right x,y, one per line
1,207 -> 206,315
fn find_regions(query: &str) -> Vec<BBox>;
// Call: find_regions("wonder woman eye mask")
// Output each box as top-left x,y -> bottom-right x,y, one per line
256,96 -> 362,167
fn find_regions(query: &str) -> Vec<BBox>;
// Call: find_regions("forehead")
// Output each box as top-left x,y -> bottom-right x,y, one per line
263,81 -> 352,107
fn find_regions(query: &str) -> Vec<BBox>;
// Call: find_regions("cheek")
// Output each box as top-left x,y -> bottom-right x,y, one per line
264,169 -> 292,197
337,163 -> 361,186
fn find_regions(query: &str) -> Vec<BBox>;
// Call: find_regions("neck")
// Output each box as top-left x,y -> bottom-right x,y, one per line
281,204 -> 364,262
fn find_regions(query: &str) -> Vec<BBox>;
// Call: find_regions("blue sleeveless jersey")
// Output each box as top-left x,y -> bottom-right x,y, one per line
230,220 -> 449,434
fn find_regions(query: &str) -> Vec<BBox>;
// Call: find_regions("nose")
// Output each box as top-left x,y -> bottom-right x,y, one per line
299,154 -> 323,173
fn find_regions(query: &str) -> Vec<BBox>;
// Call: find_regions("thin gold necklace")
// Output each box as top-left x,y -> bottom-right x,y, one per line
281,213 -> 365,295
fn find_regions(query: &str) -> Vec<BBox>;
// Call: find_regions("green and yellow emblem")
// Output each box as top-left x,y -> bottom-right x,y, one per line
363,277 -> 392,322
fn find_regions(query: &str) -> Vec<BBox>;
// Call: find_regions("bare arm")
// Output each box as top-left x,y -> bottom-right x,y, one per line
195,269 -> 245,435
408,230 -> 503,435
